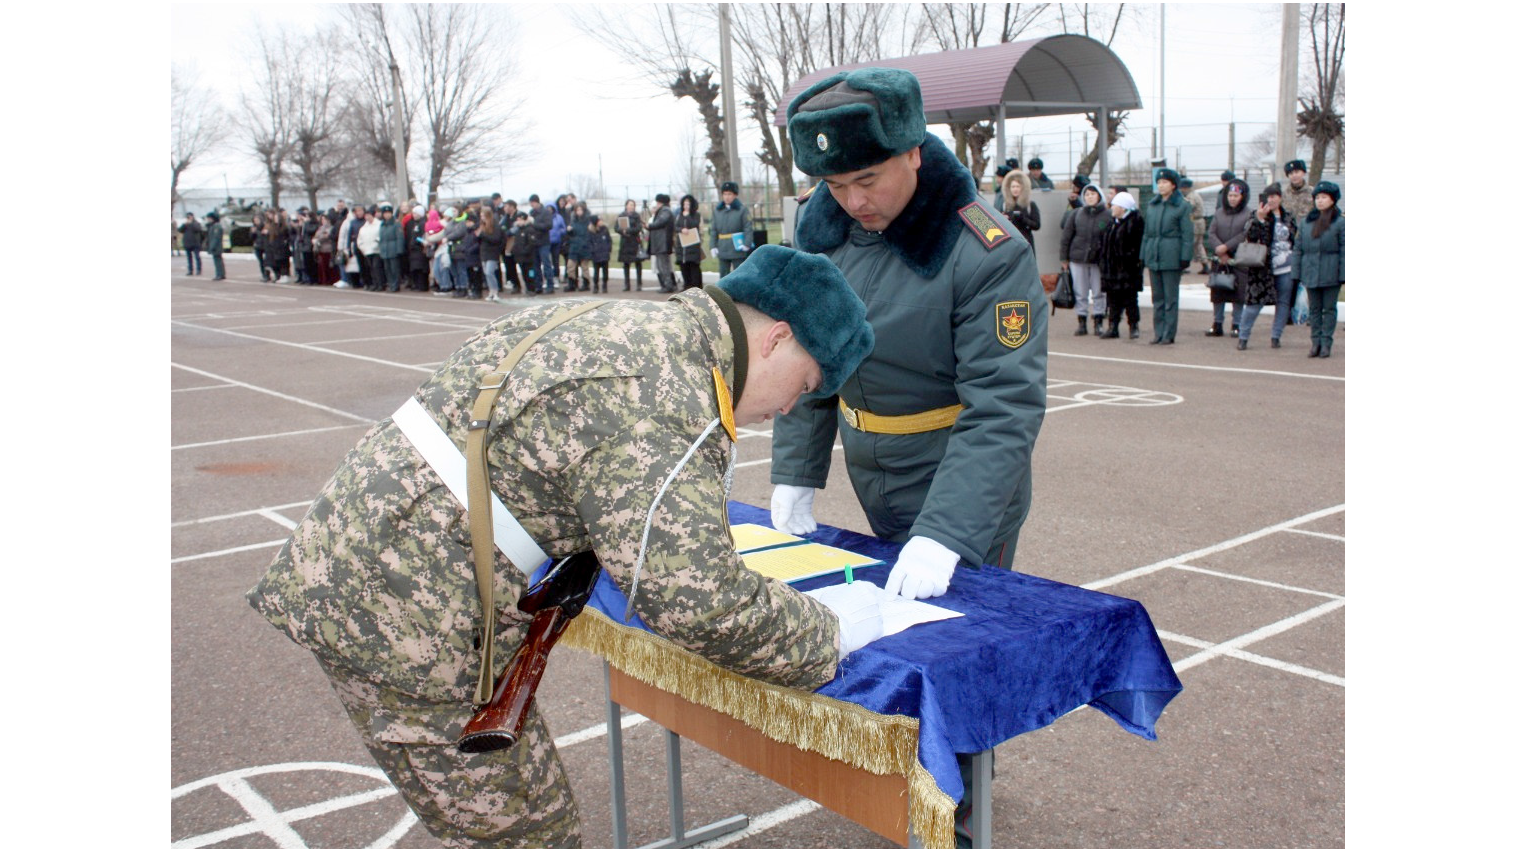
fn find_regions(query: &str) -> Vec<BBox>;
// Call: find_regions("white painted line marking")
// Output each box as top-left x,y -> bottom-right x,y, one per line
170,362 -> 375,423
1157,630 -> 1344,687
172,320 -> 436,374
554,712 -> 649,749
1170,562 -> 1342,600
173,423 -> 366,451
695,798 -> 823,848
1051,351 -> 1344,382
257,509 -> 299,531
1171,599 -> 1346,674
173,782 -> 400,849
308,330 -> 477,345
172,383 -> 238,393
172,501 -> 312,527
1085,504 -> 1345,590
214,777 -> 309,849
1283,527 -> 1345,542
171,539 -> 287,564
368,810 -> 420,849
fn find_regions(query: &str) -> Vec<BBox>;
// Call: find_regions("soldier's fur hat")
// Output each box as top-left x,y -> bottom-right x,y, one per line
1312,181 -> 1340,203
787,67 -> 926,176
720,181 -> 740,195
1153,167 -> 1181,187
717,245 -> 874,399
1285,159 -> 1307,175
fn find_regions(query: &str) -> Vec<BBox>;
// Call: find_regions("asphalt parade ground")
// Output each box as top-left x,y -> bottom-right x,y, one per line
171,254 -> 1344,848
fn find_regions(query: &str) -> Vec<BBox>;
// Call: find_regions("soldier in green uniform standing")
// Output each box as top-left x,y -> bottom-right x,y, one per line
710,180 -> 753,277
769,66 -> 1048,598
248,245 -> 878,848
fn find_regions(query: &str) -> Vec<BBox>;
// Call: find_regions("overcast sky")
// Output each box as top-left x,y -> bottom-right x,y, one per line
171,2 -> 1310,202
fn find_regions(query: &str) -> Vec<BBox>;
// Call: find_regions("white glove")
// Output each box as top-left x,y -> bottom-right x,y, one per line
770,484 -> 818,535
710,247 -> 719,258
884,536 -> 959,600
804,580 -> 885,656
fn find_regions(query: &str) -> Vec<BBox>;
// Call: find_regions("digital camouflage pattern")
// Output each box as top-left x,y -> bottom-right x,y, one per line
1282,179 -> 1315,221
1182,188 -> 1209,266
248,289 -> 840,845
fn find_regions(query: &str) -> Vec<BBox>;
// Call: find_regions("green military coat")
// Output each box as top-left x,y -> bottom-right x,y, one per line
1140,191 -> 1194,272
250,289 -> 839,742
710,199 -> 753,261
774,135 -> 1049,570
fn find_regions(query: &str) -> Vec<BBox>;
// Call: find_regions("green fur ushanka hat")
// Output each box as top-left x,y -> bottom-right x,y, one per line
717,245 -> 874,398
787,67 -> 926,176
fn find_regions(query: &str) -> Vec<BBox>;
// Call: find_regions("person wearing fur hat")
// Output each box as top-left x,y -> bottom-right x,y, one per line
1098,192 -> 1145,339
1060,182 -> 1111,335
1206,177 -> 1253,336
711,181 -> 753,277
249,244 -> 879,849
1140,167 -> 1195,343
773,66 -> 1047,592
1281,159 -> 1315,220
1026,156 -> 1054,190
647,194 -> 678,292
1292,181 -> 1344,357
999,168 -> 1041,248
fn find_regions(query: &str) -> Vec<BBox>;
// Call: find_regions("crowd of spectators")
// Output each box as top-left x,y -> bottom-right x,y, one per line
179,182 -> 755,304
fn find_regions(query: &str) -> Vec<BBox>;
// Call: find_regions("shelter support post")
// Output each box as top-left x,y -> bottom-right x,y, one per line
994,103 -> 1007,199
1097,106 -> 1110,189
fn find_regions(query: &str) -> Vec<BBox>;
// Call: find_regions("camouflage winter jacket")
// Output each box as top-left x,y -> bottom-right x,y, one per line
249,289 -> 840,741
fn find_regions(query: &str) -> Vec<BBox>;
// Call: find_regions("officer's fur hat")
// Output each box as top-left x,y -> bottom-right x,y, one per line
717,245 -> 874,399
1312,181 -> 1340,203
787,67 -> 926,176
1027,157 -> 1045,169
1285,159 -> 1307,175
720,181 -> 740,195
1153,167 -> 1182,187
1220,170 -> 1236,182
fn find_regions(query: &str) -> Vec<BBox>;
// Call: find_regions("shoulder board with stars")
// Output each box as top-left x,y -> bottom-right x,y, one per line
957,201 -> 1011,250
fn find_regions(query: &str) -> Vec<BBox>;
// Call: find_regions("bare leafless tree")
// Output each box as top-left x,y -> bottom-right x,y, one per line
1239,127 -> 1278,172
399,4 -> 529,204
171,65 -> 229,212
286,27 -> 352,212
1297,4 -> 1344,181
1051,3 -> 1138,179
337,3 -> 418,201
569,174 -> 606,201
238,26 -> 300,208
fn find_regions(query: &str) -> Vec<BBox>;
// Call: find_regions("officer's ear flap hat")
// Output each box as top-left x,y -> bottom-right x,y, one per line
1312,181 -> 1341,203
717,244 -> 874,399
787,67 -> 926,177
1285,159 -> 1308,175
1153,167 -> 1182,187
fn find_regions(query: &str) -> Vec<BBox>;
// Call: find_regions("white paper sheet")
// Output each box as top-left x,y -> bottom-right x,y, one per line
878,595 -> 963,637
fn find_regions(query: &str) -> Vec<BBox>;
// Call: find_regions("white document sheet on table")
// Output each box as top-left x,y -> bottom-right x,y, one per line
878,596 -> 963,637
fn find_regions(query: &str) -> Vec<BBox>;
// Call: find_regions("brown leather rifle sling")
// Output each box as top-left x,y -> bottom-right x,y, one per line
466,300 -> 607,705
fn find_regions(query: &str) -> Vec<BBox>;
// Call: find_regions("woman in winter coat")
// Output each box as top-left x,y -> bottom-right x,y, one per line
1139,168 -> 1195,344
404,205 -> 428,291
616,199 -> 645,290
477,213 -> 506,300
565,201 -> 594,290
251,211 -> 270,282
1292,181 -> 1345,358
265,211 -> 293,283
999,169 -> 1042,249
1059,183 -> 1111,335
1236,183 -> 1300,350
675,194 -> 704,290
588,216 -> 613,293
1097,192 -> 1146,340
1205,177 -> 1252,337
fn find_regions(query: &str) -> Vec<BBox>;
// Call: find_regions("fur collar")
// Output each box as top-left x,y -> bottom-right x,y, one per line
715,198 -> 741,212
795,133 -> 978,279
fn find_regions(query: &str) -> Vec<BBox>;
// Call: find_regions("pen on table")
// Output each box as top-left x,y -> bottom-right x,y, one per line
844,563 -> 854,584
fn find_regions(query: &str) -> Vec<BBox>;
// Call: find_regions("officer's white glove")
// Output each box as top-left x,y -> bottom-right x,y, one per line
710,247 -> 719,258
770,484 -> 818,535
884,536 -> 960,600
804,580 -> 885,656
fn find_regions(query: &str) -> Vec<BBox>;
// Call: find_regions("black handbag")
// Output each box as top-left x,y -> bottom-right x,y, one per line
1231,241 -> 1268,268
1051,269 -> 1076,309
1208,268 -> 1236,291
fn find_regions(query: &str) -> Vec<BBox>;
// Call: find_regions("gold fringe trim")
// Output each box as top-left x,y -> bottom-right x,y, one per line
563,609 -> 957,848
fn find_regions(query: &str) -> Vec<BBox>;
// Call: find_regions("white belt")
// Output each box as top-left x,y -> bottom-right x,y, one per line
391,396 -> 549,577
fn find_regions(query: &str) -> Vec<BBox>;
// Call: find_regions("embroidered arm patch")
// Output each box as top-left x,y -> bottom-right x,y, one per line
958,202 -> 1011,250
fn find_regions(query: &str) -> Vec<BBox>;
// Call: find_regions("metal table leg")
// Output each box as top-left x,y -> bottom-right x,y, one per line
605,663 -> 749,849
972,749 -> 994,849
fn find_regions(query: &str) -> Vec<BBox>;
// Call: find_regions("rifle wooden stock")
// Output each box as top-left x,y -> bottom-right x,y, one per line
456,551 -> 601,754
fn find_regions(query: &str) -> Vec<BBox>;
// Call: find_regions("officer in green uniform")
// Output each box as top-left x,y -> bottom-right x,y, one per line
769,67 -> 1048,601
248,245 -> 877,848
709,180 -> 753,277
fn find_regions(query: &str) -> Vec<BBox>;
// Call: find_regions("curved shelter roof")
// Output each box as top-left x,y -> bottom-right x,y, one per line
772,35 -> 1142,127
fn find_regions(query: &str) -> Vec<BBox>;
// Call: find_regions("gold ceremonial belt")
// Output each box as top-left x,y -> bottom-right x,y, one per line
839,399 -> 962,435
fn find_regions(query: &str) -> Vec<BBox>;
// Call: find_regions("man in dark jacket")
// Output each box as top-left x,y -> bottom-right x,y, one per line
205,212 -> 225,280
179,213 -> 205,275
528,195 -> 555,293
647,194 -> 677,292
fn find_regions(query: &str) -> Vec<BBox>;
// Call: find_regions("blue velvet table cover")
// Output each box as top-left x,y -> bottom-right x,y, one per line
564,501 -> 1183,807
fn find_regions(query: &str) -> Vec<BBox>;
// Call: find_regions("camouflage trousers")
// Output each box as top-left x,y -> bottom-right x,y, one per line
1192,220 -> 1208,265
321,659 -> 582,848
